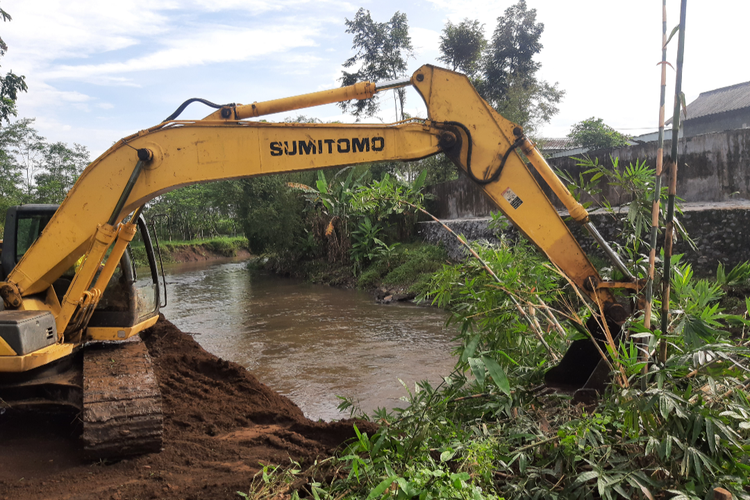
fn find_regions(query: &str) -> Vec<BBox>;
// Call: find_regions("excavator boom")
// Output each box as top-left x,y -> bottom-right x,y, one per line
5,65 -> 620,308
0,65 -> 636,458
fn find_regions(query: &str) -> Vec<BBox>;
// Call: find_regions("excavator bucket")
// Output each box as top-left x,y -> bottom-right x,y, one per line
543,314 -> 623,400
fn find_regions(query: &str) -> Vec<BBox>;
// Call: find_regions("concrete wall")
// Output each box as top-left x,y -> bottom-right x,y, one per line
548,128 -> 750,205
685,108 -> 750,138
424,128 -> 750,219
418,201 -> 750,275
424,172 -> 498,220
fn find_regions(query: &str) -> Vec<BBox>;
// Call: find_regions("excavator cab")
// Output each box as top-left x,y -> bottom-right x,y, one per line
0,205 -> 162,410
1,204 -> 162,327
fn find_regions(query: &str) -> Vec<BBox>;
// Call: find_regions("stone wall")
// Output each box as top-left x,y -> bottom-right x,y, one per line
424,172 -> 498,220
417,201 -> 750,275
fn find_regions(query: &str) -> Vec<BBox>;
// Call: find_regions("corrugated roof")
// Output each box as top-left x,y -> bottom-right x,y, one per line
539,138 -> 576,150
684,81 -> 750,120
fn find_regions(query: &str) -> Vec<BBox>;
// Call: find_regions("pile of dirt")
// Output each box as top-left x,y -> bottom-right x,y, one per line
167,245 -> 251,263
0,316 -> 377,500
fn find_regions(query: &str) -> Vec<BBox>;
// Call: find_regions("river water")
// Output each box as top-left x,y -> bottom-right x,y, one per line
159,259 -> 457,421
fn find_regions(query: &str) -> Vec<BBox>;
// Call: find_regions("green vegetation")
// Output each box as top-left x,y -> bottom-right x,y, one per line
258,168 -> 433,288
238,149 -> 750,499
0,119 -> 90,229
476,0 -> 564,135
240,229 -> 750,500
356,243 -> 448,293
567,117 -> 632,150
255,170 -> 442,291
339,8 -> 414,120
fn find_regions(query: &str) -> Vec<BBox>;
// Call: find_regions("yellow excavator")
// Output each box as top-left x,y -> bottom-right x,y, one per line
0,65 -> 639,458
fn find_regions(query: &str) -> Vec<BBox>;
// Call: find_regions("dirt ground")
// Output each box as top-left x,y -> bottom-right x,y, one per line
0,316 -> 377,500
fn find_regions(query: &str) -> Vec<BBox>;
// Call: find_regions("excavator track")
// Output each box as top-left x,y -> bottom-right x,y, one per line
82,336 -> 163,459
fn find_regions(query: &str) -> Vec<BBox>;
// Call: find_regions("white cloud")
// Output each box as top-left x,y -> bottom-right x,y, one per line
16,79 -> 92,106
190,0 -> 357,13
410,27 -> 440,60
5,0 -> 749,156
3,0 -> 344,79
41,25 -> 320,81
3,1 -> 170,67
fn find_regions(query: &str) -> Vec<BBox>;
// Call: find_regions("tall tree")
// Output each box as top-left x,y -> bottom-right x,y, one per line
0,121 -> 22,217
339,9 -> 414,121
1,118 -> 45,198
34,142 -> 89,204
238,175 -> 308,254
479,1 -> 563,135
145,180 -> 244,241
0,120 -> 90,226
437,19 -> 486,78
0,6 -> 27,124
567,117 -> 631,149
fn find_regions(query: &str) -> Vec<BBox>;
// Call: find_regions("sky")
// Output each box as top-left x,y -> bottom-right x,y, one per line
2,0 -> 748,160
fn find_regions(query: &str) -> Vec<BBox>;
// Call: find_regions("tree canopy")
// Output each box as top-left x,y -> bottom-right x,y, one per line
339,8 -> 414,120
437,19 -> 486,77
567,117 -> 631,149
436,1 -> 564,136
0,119 -> 90,226
0,6 -> 27,124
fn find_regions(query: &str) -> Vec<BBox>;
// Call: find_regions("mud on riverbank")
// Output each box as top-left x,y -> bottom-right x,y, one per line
0,316 -> 376,500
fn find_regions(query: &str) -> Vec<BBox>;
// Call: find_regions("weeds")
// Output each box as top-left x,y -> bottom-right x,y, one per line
304,215 -> 750,499
356,243 -> 448,294
253,156 -> 750,499
320,250 -> 750,500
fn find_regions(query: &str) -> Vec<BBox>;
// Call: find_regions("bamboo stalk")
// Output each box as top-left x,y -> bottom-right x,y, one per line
541,303 -> 568,341
659,0 -> 688,364
529,305 -> 560,362
643,0 -> 670,378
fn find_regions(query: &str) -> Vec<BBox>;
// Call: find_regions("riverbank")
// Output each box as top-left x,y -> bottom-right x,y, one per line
0,316 -> 376,500
259,241 -> 451,302
131,236 -> 251,266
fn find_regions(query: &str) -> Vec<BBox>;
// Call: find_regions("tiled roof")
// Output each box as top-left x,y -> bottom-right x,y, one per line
683,81 -> 750,120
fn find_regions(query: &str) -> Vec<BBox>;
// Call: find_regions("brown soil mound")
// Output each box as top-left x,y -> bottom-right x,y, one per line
167,246 -> 251,263
0,316 -> 377,500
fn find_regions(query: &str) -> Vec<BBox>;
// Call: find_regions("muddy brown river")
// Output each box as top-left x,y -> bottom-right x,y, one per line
159,259 -> 457,421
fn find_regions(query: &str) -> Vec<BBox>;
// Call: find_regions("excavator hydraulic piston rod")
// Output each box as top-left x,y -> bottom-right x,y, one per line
206,81 -> 377,121
109,159 -> 147,225
204,76 -> 409,122
584,222 -> 636,281
374,76 -> 411,92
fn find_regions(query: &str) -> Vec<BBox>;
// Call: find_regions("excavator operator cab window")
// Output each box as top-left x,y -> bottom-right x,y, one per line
1,204 -> 59,281
15,213 -> 54,263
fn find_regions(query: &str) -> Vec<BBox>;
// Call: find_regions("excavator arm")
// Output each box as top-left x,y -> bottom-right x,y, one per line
1,65 -> 635,388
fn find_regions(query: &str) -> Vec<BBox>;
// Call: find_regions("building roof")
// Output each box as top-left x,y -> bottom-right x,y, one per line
683,80 -> 750,120
539,137 -> 576,150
